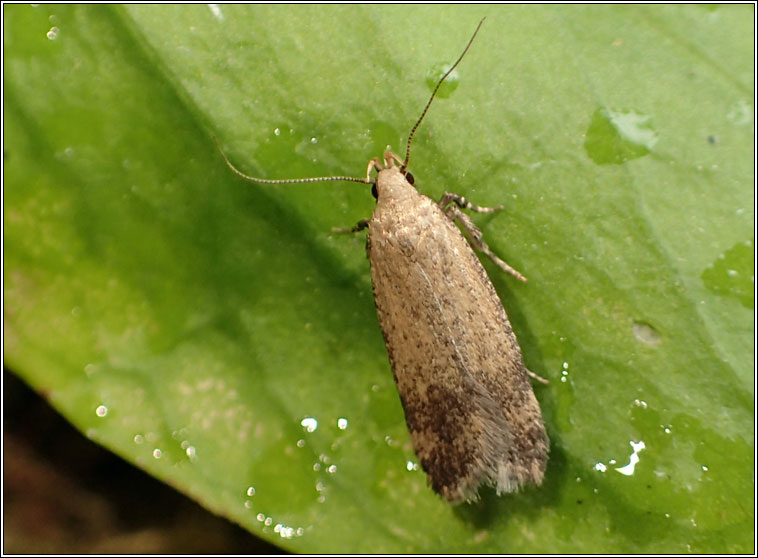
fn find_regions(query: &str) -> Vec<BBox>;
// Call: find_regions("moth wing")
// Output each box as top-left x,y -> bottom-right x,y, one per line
368,196 -> 547,502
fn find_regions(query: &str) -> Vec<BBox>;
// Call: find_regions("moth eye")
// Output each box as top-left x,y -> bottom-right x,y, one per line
371,183 -> 378,200
404,171 -> 415,185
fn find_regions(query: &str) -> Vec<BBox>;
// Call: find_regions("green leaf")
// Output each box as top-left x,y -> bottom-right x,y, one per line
4,4 -> 754,553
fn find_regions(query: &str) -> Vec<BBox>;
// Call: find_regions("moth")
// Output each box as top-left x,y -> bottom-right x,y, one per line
216,18 -> 549,504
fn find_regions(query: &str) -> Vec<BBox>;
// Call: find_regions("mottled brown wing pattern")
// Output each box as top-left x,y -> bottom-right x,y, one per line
367,174 -> 548,503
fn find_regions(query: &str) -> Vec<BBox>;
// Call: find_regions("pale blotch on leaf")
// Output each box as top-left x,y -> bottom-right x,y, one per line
584,107 -> 658,165
633,321 -> 661,345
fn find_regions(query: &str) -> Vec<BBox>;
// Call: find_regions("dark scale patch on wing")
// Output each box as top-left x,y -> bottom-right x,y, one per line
401,363 -> 521,500
403,377 -> 481,496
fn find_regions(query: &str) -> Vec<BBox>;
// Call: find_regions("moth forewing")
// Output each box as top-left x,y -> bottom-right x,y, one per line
367,164 -> 548,503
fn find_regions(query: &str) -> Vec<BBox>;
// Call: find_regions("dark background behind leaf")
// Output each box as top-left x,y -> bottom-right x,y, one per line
4,4 -> 754,553
3,370 -> 281,553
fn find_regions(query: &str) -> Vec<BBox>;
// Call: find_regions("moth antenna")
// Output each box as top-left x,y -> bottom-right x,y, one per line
401,17 -> 485,172
213,136 -> 371,185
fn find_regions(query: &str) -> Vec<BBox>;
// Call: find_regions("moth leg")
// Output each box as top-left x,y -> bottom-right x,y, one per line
438,192 -> 504,214
332,219 -> 369,234
526,368 -> 549,384
443,203 -> 527,282
365,157 -> 383,182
